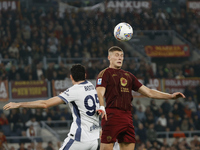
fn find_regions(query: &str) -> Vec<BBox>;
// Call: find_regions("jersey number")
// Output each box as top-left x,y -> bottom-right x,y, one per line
84,94 -> 99,116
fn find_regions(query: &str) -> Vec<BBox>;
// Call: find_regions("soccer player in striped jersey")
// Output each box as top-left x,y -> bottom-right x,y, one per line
96,46 -> 185,150
4,64 -> 100,150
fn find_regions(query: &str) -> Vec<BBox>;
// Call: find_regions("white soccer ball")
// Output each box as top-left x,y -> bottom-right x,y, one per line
114,22 -> 133,41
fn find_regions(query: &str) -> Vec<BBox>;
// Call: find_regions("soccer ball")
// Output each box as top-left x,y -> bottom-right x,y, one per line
114,22 -> 133,41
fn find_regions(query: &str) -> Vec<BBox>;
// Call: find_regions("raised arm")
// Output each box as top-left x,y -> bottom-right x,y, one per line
138,85 -> 185,99
3,96 -> 64,110
96,86 -> 107,120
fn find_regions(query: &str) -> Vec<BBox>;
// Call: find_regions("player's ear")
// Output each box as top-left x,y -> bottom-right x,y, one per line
108,55 -> 110,61
70,74 -> 73,81
108,51 -> 112,61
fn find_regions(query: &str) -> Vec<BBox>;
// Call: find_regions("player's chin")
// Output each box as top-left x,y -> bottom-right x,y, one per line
116,63 -> 122,68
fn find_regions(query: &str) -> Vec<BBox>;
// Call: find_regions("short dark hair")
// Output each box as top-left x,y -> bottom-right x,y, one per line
108,46 -> 123,53
48,141 -> 52,144
70,64 -> 85,82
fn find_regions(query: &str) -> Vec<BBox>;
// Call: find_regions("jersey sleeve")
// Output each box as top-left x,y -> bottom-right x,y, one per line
96,69 -> 109,88
131,74 -> 143,91
58,87 -> 77,104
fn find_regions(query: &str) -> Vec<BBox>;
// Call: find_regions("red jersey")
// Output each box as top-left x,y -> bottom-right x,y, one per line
0,118 -> 8,125
96,68 -> 142,111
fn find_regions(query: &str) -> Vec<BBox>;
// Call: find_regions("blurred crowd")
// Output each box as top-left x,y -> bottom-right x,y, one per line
1,58 -> 200,81
133,98 -> 200,150
1,1 -> 200,150
0,3 -> 200,81
0,106 -> 68,150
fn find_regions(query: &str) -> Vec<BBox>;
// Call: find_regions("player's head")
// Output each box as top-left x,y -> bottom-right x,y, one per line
70,64 -> 86,82
108,46 -> 124,69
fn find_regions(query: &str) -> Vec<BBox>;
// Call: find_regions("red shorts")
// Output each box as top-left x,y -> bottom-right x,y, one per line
101,108 -> 136,144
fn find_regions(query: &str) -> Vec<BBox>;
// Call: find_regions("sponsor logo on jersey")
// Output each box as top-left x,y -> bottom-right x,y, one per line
112,74 -> 117,77
121,87 -> 129,92
120,77 -> 127,86
64,91 -> 69,96
90,124 -> 100,131
124,73 -> 130,76
97,78 -> 102,85
107,136 -> 112,142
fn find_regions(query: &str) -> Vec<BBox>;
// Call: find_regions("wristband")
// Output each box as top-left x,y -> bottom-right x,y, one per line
98,106 -> 106,114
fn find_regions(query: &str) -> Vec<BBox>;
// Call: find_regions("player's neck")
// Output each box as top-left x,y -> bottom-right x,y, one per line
73,80 -> 86,85
109,65 -> 121,69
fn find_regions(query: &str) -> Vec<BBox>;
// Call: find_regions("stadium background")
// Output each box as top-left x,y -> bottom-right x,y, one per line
0,0 -> 200,149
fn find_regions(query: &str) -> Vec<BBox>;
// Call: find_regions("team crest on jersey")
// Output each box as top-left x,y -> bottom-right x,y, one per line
120,77 -> 127,86
112,74 -> 117,77
107,136 -> 112,142
97,78 -> 102,85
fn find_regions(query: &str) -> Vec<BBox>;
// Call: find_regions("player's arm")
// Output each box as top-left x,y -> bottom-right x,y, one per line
96,87 -> 105,106
96,87 -> 107,120
3,96 -> 64,110
138,85 -> 185,99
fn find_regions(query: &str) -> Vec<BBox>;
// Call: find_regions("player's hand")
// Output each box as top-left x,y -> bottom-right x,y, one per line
171,92 -> 185,99
3,102 -> 20,110
96,106 -> 107,121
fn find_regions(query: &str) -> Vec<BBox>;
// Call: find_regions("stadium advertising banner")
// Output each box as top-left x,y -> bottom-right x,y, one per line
52,80 -> 72,96
0,0 -> 20,11
52,79 -> 96,96
58,2 -> 105,17
187,1 -> 200,15
11,81 -> 47,98
163,79 -> 200,93
145,45 -> 190,57
106,1 -> 152,9
53,79 -> 160,98
0,81 -> 9,101
132,79 -> 161,97
58,1 -> 151,16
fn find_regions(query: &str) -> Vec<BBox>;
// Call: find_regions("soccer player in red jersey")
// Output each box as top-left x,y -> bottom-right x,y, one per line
96,46 -> 185,150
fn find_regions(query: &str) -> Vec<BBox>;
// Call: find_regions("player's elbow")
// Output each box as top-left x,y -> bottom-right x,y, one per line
147,93 -> 154,98
44,103 -> 50,109
41,102 -> 49,109
43,105 -> 48,109
139,85 -> 154,98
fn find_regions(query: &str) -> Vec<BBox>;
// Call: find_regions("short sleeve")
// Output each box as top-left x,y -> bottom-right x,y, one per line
96,69 -> 109,88
131,74 -> 142,91
58,87 -> 77,104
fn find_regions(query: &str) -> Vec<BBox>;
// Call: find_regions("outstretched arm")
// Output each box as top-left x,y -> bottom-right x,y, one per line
138,85 -> 185,99
3,96 -> 64,110
96,86 -> 107,120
